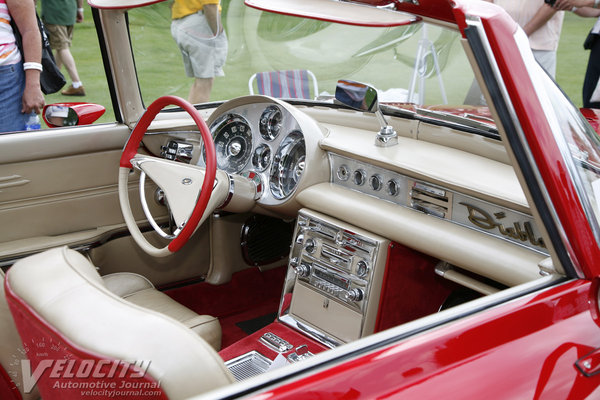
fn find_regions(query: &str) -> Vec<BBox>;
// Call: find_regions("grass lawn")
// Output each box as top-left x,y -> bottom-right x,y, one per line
557,12 -> 596,108
47,4 -> 596,125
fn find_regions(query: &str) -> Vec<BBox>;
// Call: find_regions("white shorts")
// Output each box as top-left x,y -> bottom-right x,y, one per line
532,50 -> 556,79
171,11 -> 228,79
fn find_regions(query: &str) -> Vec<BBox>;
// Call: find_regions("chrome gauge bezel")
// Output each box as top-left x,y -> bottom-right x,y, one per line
269,130 -> 306,200
200,101 -> 308,206
207,113 -> 253,174
259,105 -> 283,141
252,143 -> 273,172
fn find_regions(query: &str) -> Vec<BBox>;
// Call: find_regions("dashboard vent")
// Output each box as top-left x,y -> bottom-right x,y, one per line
409,181 -> 452,219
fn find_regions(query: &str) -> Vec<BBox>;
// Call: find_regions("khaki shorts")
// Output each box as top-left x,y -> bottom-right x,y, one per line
45,24 -> 74,51
171,11 -> 228,79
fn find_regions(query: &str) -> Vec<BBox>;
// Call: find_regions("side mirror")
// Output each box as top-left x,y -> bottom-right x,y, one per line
335,80 -> 398,147
42,103 -> 106,128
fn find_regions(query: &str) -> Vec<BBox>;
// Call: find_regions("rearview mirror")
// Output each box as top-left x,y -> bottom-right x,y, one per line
335,80 -> 379,113
335,80 -> 398,147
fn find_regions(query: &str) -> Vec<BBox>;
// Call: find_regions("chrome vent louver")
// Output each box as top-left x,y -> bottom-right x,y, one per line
409,181 -> 452,219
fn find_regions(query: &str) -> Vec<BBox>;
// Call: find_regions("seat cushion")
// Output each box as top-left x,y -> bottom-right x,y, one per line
103,270 -> 222,350
5,247 -> 234,400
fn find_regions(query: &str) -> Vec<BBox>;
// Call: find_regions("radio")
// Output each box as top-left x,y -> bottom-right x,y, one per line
280,209 -> 389,345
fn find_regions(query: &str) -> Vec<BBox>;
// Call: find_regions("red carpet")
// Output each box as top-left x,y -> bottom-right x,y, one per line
164,265 -> 287,348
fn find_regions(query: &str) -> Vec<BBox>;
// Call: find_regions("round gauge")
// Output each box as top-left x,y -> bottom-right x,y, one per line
270,130 -> 306,200
252,144 -> 272,172
259,105 -> 283,141
208,114 -> 253,173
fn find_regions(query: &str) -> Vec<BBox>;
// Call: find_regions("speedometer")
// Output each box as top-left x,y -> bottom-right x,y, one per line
208,114 -> 253,174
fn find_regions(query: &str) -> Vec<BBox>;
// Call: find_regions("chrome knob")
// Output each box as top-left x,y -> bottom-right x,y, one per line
295,263 -> 311,277
304,238 -> 316,254
356,260 -> 369,278
346,288 -> 364,302
353,169 -> 367,186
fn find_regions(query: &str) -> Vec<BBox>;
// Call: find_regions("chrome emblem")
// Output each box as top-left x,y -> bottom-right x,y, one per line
459,202 -> 546,249
182,178 -> 193,185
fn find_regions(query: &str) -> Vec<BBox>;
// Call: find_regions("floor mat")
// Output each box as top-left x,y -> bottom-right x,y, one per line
163,266 -> 286,348
235,312 -> 278,335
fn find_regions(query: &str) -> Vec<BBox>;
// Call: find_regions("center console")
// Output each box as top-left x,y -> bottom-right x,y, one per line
222,209 -> 389,380
279,209 -> 389,347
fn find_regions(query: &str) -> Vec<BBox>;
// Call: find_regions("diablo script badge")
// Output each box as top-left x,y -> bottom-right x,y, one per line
459,202 -> 546,252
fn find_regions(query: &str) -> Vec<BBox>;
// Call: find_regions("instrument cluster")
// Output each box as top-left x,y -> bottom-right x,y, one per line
199,102 -> 307,204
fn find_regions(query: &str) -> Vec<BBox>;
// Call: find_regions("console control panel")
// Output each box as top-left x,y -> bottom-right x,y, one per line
280,209 -> 388,345
288,211 -> 381,313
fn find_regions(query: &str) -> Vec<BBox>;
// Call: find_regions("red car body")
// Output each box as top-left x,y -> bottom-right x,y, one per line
234,1 -> 600,398
2,0 -> 600,398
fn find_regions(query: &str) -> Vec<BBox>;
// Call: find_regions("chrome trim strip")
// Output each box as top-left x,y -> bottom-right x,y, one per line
464,17 -> 576,273
218,173 -> 235,209
278,314 -> 341,349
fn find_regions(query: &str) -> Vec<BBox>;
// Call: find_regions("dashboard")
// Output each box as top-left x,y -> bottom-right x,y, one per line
146,95 -> 547,287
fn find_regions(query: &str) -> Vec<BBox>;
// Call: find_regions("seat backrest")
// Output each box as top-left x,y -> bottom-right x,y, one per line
0,269 -> 40,400
249,69 -> 318,99
4,247 -> 234,400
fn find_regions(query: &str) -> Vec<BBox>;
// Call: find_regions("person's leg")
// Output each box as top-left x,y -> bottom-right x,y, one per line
583,39 -> 600,108
55,47 -> 81,84
172,12 -> 226,104
46,24 -> 84,95
532,50 -> 556,78
188,77 -> 214,104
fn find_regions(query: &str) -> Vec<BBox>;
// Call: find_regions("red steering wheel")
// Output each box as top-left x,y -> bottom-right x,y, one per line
118,96 -> 217,256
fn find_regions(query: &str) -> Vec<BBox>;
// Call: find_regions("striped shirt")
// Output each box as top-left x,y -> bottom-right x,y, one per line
0,0 -> 20,66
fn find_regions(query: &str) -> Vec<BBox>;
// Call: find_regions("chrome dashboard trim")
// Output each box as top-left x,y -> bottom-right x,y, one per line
278,314 -> 341,349
329,152 -> 548,254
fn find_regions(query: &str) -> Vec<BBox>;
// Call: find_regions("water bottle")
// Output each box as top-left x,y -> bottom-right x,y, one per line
24,112 -> 41,131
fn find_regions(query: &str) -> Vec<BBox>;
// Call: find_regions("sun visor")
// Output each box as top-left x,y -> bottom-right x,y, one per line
87,0 -> 168,9
244,0 -> 420,27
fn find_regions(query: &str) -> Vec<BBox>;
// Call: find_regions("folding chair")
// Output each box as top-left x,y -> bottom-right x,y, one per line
248,69 -> 319,100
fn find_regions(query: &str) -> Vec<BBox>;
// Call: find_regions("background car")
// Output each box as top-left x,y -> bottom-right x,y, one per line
1,0 -> 600,399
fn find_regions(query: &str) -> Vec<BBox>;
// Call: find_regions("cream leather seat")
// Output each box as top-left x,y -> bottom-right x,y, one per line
102,271 -> 221,350
4,247 -> 235,400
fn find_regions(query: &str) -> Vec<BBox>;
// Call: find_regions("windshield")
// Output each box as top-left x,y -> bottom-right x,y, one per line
128,2 -> 477,110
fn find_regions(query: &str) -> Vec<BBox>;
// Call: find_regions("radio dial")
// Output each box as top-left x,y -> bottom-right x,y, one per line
356,260 -> 369,277
345,288 -> 364,302
304,238 -> 316,254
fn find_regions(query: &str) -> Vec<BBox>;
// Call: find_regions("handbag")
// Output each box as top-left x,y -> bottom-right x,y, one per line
10,14 -> 66,95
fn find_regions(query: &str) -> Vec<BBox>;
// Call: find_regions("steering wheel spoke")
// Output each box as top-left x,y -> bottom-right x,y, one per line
118,96 -> 218,256
133,154 -> 208,230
